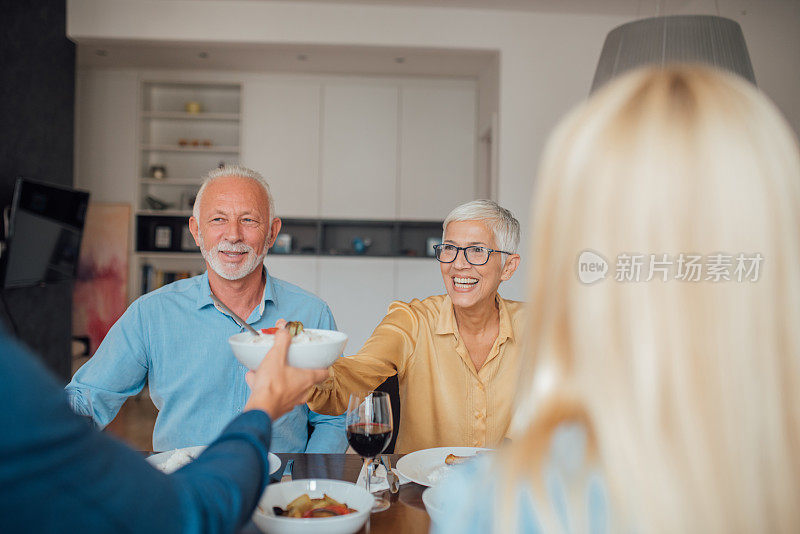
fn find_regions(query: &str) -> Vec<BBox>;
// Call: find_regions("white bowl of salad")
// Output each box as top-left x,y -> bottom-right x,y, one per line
252,479 -> 371,534
228,326 -> 347,370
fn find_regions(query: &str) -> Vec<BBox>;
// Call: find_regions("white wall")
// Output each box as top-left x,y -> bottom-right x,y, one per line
74,68 -> 138,202
68,0 -> 800,303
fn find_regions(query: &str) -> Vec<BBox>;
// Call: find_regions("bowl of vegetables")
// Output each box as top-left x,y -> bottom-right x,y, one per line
252,479 -> 372,534
228,322 -> 347,370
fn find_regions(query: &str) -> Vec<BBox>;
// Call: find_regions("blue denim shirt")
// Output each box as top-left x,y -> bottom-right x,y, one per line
66,268 -> 347,453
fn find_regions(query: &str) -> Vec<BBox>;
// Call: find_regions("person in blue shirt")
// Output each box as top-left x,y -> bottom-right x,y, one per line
66,165 -> 347,453
1,324 -> 329,533
432,66 -> 800,533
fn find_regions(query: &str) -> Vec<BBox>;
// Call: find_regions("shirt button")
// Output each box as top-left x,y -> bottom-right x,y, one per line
474,411 -> 484,419
476,383 -> 484,391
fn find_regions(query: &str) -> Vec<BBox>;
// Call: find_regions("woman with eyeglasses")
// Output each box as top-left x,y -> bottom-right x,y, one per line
307,200 -> 524,453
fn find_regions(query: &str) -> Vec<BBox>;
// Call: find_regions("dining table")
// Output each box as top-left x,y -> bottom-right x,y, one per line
239,453 -> 431,534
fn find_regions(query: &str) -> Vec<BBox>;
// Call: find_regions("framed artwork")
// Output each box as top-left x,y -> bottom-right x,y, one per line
72,203 -> 131,356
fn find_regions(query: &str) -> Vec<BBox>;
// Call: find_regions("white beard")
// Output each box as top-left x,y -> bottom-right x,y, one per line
198,231 -> 268,281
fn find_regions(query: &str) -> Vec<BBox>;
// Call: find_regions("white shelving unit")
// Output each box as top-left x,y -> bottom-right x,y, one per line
138,81 -> 241,212
134,81 -> 242,296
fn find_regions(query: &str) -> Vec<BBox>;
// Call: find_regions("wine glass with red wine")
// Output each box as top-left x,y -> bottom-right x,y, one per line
346,391 -> 393,512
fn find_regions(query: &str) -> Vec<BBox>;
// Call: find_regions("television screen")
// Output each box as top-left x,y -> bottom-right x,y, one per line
1,179 -> 90,289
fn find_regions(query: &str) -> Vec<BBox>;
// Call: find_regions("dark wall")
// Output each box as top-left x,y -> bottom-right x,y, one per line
0,0 -> 75,381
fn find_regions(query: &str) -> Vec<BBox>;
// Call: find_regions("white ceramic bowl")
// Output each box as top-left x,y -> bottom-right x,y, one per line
228,329 -> 347,370
252,479 -> 372,534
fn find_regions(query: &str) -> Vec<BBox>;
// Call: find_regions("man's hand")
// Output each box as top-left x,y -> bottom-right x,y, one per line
243,327 -> 329,420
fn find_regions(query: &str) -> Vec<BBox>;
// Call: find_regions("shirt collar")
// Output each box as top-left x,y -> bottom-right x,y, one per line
435,293 -> 515,344
435,294 -> 457,335
195,267 -> 278,316
497,295 -> 515,344
195,271 -> 214,309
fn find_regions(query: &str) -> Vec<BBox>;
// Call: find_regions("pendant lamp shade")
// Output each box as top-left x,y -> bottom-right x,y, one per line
591,15 -> 755,93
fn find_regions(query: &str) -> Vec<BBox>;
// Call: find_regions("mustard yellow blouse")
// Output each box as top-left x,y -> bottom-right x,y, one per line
307,294 -> 526,453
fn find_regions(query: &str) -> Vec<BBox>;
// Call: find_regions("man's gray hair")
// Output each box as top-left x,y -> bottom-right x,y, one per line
192,165 -> 275,221
442,199 -> 520,254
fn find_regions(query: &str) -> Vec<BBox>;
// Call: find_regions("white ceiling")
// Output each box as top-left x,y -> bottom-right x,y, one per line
145,0 -> 648,15
77,40 -> 497,76
73,0 -> 689,74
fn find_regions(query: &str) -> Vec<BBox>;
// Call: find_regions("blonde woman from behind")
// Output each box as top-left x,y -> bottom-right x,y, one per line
431,65 -> 800,534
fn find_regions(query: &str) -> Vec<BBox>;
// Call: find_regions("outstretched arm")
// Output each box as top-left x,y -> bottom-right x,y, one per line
307,301 -> 416,416
1,330 -> 268,534
1,326 -> 327,534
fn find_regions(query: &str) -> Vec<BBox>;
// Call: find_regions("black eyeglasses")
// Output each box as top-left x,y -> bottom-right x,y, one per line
432,244 -> 512,266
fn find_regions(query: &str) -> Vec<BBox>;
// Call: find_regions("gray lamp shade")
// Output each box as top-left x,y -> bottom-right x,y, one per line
591,15 -> 755,93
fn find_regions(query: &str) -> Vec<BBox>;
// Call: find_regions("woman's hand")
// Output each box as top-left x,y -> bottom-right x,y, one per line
243,326 -> 328,420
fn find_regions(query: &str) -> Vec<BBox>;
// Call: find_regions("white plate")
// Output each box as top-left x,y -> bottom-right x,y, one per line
147,445 -> 281,476
395,446 -> 490,486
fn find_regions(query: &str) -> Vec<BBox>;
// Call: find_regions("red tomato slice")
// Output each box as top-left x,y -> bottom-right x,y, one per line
260,327 -> 279,335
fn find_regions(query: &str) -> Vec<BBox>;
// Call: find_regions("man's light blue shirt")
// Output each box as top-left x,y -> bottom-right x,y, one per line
66,268 -> 347,453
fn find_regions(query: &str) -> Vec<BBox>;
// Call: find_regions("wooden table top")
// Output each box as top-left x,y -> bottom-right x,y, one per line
240,453 -> 430,534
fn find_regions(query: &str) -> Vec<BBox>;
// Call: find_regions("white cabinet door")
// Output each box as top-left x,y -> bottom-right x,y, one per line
317,257 -> 395,355
242,79 -> 321,218
394,258 -> 446,304
320,82 -> 398,219
399,81 -> 477,220
264,256 -> 319,295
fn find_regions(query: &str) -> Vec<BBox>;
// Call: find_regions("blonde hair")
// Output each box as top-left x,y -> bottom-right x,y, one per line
502,65 -> 800,533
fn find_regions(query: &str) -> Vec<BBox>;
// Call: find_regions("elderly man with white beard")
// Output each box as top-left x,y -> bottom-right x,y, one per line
66,166 -> 347,453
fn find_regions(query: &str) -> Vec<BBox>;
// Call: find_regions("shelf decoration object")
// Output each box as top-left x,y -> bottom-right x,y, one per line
154,226 -> 172,249
352,237 -> 373,255
179,191 -> 197,212
273,234 -> 292,254
184,101 -> 202,114
149,165 -> 167,179
144,195 -> 173,211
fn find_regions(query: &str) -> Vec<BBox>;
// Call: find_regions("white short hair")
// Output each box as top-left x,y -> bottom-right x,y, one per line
442,199 -> 520,253
192,165 -> 275,221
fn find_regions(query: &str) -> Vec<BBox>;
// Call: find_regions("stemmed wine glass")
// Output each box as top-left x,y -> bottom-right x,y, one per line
346,391 -> 393,513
